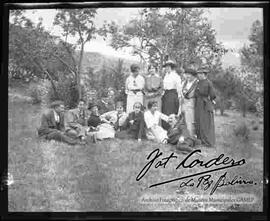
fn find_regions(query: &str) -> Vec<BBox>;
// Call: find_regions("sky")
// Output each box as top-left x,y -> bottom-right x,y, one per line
19,7 -> 263,67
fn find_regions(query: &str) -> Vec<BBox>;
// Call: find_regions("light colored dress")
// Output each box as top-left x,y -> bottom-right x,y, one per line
125,74 -> 145,113
144,110 -> 169,143
96,110 -> 128,140
181,79 -> 198,136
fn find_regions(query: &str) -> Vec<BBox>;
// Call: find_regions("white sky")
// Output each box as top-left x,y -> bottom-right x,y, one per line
18,7 -> 263,65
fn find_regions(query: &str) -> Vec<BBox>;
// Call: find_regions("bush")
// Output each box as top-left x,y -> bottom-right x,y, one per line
48,77 -> 79,109
29,80 -> 51,105
233,122 -> 250,142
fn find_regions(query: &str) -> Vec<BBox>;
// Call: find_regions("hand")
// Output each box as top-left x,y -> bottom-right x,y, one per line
129,120 -> 134,125
138,138 -> 142,142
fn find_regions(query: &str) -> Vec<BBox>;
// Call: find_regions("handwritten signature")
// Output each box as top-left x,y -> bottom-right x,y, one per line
136,148 -> 256,195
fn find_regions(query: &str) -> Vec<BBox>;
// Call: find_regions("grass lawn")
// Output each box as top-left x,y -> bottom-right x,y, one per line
8,89 -> 264,212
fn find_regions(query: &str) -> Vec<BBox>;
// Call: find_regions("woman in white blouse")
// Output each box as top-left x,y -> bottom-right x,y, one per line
144,100 -> 169,143
161,60 -> 183,130
125,64 -> 145,113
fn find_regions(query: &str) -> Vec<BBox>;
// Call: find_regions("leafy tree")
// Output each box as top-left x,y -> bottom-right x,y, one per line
53,9 -> 97,99
99,8 -> 226,72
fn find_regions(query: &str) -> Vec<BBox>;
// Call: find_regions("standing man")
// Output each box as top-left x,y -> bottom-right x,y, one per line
38,100 -> 83,145
125,64 -> 145,113
161,60 -> 183,130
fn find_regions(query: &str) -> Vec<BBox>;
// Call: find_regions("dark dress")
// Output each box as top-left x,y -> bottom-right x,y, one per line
161,89 -> 179,130
167,117 -> 201,153
87,113 -> 102,128
194,79 -> 216,147
116,111 -> 146,140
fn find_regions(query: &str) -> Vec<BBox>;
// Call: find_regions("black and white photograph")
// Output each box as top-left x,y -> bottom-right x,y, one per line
5,2 -> 267,214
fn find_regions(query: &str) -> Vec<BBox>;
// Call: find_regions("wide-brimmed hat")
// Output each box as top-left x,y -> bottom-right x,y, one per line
197,65 -> 210,74
50,100 -> 64,108
163,60 -> 176,68
88,102 -> 99,110
184,68 -> 197,76
130,63 -> 140,72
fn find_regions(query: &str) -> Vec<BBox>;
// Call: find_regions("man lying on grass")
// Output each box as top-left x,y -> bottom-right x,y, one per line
37,100 -> 86,145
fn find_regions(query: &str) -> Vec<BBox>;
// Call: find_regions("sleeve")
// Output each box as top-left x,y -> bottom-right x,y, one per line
144,112 -> 154,129
100,111 -> 113,122
119,113 -> 128,127
175,74 -> 183,99
125,77 -> 130,95
208,80 -> 216,101
160,112 -> 169,122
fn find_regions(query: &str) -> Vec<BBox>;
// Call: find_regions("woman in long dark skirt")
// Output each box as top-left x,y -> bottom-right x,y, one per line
194,65 -> 216,147
161,60 -> 183,130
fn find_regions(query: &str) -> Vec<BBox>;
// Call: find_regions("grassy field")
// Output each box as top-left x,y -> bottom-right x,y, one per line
8,87 -> 264,212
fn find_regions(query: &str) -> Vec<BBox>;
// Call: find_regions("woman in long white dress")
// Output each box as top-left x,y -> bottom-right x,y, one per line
144,100 -> 169,143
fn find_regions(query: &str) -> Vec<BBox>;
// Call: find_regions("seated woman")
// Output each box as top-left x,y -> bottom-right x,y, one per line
116,102 -> 146,142
144,100 -> 169,143
87,101 -> 127,140
167,113 -> 201,153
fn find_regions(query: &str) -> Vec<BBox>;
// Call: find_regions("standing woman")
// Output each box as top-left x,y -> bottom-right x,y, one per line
161,60 -> 183,130
125,64 -> 145,113
181,68 -> 199,136
144,64 -> 163,112
194,65 -> 216,147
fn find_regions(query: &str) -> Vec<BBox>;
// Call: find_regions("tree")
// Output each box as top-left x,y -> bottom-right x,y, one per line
99,8 -> 226,72
9,11 -> 76,95
53,9 -> 97,99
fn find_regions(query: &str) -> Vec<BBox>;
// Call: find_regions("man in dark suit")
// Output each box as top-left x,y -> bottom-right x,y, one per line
37,100 -> 83,145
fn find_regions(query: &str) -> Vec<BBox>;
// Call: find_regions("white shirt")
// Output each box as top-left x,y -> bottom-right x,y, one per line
163,70 -> 183,98
53,110 -> 60,123
125,74 -> 145,96
144,110 -> 168,129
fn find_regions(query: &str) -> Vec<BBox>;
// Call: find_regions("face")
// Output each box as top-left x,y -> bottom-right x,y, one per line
116,105 -> 124,114
55,104 -> 65,114
150,103 -> 158,112
168,115 -> 177,127
165,65 -> 171,73
197,73 -> 206,80
91,106 -> 99,115
133,103 -> 141,114
78,101 -> 85,110
149,66 -> 156,75
132,69 -> 139,77
108,90 -> 115,97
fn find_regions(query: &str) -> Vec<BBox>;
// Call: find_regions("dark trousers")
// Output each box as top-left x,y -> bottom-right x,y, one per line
45,131 -> 78,145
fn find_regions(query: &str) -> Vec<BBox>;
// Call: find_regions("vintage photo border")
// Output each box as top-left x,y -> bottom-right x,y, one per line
1,1 -> 269,220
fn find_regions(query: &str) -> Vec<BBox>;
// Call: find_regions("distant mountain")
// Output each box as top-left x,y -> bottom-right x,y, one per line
76,51 -> 138,74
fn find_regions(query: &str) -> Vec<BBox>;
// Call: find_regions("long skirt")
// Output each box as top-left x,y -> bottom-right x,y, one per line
145,125 -> 168,143
195,97 -> 215,147
161,89 -> 179,130
144,95 -> 162,112
182,98 -> 196,136
126,94 -> 144,113
95,123 -> 115,140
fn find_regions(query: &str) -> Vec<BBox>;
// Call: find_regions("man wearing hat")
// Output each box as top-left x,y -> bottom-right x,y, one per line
161,59 -> 183,130
194,64 -> 216,147
181,67 -> 199,136
125,63 -> 145,113
37,100 -> 82,145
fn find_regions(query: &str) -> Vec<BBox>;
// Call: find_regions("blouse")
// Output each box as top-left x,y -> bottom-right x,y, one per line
163,70 -> 183,98
144,110 -> 169,129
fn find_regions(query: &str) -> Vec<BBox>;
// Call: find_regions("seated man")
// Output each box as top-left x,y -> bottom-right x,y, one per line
37,100 -> 83,145
167,113 -> 201,153
65,99 -> 91,141
116,102 -> 146,142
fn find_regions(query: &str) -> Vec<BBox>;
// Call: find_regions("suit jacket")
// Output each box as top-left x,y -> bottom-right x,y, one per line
65,108 -> 89,131
38,109 -> 65,137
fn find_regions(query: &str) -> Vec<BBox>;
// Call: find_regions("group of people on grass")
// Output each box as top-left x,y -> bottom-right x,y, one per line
38,59 -> 216,152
